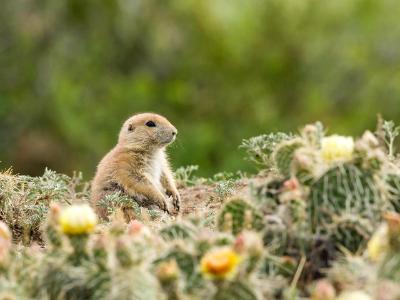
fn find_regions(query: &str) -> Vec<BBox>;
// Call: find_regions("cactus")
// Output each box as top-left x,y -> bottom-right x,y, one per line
273,139 -> 304,177
310,164 -> 383,226
309,164 -> 385,251
329,215 -> 374,253
112,267 -> 159,300
378,213 -> 400,282
217,199 -> 264,236
254,176 -> 285,208
160,222 -> 196,241
386,173 -> 400,212
213,280 -> 259,300
154,246 -> 202,292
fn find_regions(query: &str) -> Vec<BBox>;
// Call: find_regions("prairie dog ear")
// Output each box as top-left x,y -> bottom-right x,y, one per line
128,124 -> 135,132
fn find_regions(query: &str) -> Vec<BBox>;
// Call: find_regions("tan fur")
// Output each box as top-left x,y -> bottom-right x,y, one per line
91,113 -> 180,218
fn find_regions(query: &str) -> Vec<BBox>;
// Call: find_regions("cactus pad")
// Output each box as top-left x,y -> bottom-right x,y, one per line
217,199 -> 264,235
273,139 -> 304,177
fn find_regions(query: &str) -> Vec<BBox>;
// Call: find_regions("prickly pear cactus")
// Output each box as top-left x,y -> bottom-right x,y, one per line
273,139 -> 304,177
309,164 -> 385,251
154,246 -> 202,291
377,213 -> 400,282
213,280 -> 259,300
386,173 -> 400,212
217,199 -> 264,235
310,164 -> 383,225
113,267 -> 159,300
159,222 -> 196,241
329,215 -> 374,252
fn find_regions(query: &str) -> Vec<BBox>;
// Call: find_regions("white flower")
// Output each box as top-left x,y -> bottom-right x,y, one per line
337,291 -> 372,300
321,135 -> 354,163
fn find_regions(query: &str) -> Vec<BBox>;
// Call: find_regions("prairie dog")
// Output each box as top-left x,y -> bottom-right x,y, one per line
91,113 -> 180,218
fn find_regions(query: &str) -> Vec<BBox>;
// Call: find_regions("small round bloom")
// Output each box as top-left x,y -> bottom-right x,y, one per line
127,220 -> 152,239
283,177 -> 300,191
367,224 -> 389,262
321,135 -> 354,163
233,231 -> 263,257
384,212 -> 400,234
0,222 -> 11,242
312,280 -> 336,300
200,247 -> 241,279
59,205 -> 97,235
48,203 -> 62,225
0,222 -> 11,265
49,202 -> 62,216
337,291 -> 372,300
128,220 -> 143,235
156,260 -> 180,283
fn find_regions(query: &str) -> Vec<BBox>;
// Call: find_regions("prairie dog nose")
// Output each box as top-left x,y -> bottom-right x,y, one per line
172,130 -> 177,136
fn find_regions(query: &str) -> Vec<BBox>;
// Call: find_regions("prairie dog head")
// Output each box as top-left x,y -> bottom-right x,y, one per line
118,113 -> 178,150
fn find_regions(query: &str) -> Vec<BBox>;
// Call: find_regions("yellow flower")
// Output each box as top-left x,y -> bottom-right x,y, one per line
336,291 -> 372,300
367,224 -> 389,262
200,247 -> 241,279
321,135 -> 354,163
59,205 -> 97,235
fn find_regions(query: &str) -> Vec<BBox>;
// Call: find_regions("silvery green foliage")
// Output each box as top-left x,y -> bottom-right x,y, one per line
0,168 -> 86,242
240,132 -> 295,170
213,179 -> 238,201
381,120 -> 400,159
175,165 -> 200,187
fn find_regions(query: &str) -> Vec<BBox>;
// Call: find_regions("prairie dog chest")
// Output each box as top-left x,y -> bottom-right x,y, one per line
148,150 -> 164,189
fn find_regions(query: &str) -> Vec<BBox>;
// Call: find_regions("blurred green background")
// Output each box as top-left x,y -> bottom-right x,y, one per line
1,0 -> 400,178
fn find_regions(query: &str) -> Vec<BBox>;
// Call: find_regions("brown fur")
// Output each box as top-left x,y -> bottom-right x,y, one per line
91,113 -> 180,218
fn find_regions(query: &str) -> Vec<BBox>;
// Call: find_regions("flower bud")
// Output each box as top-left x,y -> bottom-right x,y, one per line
156,260 -> 179,284
0,221 -> 11,266
0,222 -> 11,242
49,203 -> 61,220
127,220 -> 143,235
127,220 -> 152,240
233,231 -> 263,257
283,177 -> 300,191
312,280 -> 336,300
384,212 -> 400,234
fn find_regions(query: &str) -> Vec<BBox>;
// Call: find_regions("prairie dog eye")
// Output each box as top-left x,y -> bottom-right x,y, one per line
145,121 -> 156,127
128,124 -> 134,132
